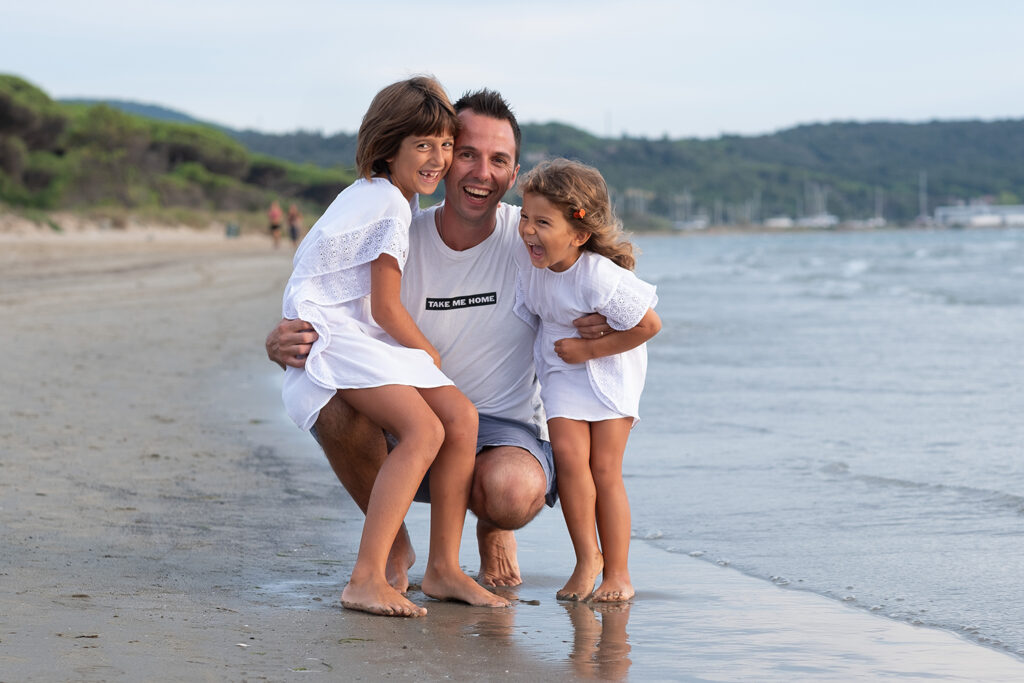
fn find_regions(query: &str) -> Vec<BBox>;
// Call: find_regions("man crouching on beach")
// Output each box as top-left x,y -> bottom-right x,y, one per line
266,89 -> 614,592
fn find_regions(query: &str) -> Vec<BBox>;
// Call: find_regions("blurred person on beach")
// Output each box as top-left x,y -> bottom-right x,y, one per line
287,203 -> 302,247
267,89 -> 617,590
268,200 -> 283,249
515,159 -> 660,602
280,76 -> 507,617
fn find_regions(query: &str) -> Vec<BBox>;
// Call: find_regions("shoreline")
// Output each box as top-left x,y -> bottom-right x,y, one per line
2,207 -> 1010,246
2,231 -> 1023,680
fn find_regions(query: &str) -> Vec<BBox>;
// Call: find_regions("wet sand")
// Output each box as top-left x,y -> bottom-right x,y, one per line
2,225 -> 1023,681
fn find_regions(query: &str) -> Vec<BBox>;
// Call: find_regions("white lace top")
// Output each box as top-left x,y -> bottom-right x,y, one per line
513,249 -> 657,423
280,178 -> 452,431
284,178 -> 410,315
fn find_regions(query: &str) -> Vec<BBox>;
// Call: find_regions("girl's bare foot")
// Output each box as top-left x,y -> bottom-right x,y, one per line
341,577 -> 426,617
422,568 -> 511,607
590,573 -> 634,603
557,554 -> 604,601
386,532 -> 416,593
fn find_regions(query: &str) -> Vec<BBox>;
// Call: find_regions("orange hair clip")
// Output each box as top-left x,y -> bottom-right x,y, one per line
572,208 -> 586,219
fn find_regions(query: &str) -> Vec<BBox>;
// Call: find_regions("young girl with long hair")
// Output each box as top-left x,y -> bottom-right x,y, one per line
514,158 -> 661,602
282,76 -> 508,617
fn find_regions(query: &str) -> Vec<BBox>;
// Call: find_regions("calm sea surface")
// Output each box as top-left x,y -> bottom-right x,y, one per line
629,227 -> 1024,657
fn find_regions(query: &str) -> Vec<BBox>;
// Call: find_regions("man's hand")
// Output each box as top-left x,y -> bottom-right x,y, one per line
266,318 -> 317,369
554,337 -> 592,364
572,312 -> 612,340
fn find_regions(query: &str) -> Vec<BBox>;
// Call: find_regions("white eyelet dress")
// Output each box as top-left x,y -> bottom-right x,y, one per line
281,178 -> 452,431
513,249 -> 657,426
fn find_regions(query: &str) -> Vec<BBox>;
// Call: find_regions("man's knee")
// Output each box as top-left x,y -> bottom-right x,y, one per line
470,447 -> 546,530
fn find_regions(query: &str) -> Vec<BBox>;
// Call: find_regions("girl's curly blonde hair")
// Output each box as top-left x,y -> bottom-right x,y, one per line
518,158 -> 636,270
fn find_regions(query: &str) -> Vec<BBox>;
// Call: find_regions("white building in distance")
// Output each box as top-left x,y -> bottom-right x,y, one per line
934,205 -> 1024,227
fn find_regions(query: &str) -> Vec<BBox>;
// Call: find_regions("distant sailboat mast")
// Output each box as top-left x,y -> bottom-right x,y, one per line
918,170 -> 929,222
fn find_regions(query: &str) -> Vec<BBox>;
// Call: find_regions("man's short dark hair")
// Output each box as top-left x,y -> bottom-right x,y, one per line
453,89 -> 522,164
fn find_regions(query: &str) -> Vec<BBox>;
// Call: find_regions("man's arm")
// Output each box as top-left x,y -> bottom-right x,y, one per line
572,312 -> 612,339
555,308 -> 661,364
266,318 -> 318,369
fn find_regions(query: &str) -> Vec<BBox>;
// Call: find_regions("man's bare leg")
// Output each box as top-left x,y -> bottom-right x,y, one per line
314,394 -> 416,592
470,446 -> 547,587
417,387 -> 509,608
476,521 -> 520,587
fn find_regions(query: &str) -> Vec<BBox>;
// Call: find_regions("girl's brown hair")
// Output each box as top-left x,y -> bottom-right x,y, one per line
355,76 -> 459,178
518,158 -> 636,270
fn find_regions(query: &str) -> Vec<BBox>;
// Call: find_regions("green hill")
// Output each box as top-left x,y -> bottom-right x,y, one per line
14,77 -> 1024,225
59,98 -> 203,125
1,75 -> 354,215
223,117 -> 1024,224
56,97 -> 361,174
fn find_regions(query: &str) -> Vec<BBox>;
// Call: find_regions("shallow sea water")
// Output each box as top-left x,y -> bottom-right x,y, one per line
629,227 -> 1024,658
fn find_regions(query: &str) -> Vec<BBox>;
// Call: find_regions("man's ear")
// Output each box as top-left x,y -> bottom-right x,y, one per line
503,164 -> 521,195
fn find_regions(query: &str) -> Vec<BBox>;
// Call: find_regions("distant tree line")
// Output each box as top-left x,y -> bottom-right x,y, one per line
229,117 -> 1024,225
7,74 -> 1024,225
0,75 -> 353,213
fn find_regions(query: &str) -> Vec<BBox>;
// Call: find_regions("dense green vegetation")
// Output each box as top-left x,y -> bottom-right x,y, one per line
0,75 -> 354,215
522,120 -> 1024,223
228,116 -> 1024,224
12,75 -> 1024,225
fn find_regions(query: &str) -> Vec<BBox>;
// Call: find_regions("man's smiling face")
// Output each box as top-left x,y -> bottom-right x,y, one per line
443,110 -> 520,228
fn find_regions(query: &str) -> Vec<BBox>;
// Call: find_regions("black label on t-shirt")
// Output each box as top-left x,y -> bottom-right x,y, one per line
424,292 -> 497,310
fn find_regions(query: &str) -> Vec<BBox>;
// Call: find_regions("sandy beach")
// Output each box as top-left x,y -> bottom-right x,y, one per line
2,224 -> 1023,681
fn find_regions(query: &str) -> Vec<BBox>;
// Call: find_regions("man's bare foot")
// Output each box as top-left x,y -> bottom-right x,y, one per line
590,573 -> 634,603
341,577 -> 426,617
386,527 -> 416,593
557,553 -> 604,601
477,523 -> 521,587
422,567 -> 511,607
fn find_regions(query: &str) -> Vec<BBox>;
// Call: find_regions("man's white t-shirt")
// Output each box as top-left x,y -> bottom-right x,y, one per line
401,203 -> 545,431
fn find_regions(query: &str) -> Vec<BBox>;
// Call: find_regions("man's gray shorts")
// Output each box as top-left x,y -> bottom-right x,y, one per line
413,413 -> 556,507
311,413 -> 556,507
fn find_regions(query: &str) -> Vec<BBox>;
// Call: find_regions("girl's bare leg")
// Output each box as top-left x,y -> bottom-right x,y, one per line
589,417 -> 635,602
550,417 -> 603,601
418,386 -> 509,607
313,396 -> 416,593
335,384 -> 443,617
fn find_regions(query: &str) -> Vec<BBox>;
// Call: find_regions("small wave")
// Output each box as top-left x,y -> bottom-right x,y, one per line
819,461 -> 850,475
883,285 -> 949,304
633,528 -> 664,540
649,538 -> 1024,660
842,259 -> 870,277
821,464 -> 1024,515
964,239 -> 1023,255
816,279 -> 865,298
879,283 -> 1023,307
707,420 -> 774,435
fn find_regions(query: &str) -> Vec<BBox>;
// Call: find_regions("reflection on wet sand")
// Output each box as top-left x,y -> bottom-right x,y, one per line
562,600 -> 633,679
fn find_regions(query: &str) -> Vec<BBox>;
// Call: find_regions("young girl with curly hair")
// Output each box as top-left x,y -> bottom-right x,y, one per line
514,158 -> 661,602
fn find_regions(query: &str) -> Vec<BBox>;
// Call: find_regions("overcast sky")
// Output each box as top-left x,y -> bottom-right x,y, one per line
4,0 -> 1023,139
